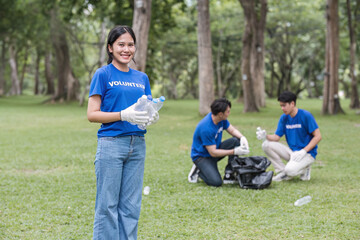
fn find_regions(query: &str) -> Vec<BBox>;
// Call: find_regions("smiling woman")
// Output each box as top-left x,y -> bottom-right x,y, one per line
107,31 -> 136,71
86,25 -> 156,240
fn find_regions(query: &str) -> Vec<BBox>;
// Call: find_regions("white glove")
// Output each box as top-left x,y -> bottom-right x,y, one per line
234,145 -> 250,156
240,136 -> 249,150
147,111 -> 159,126
120,103 -> 150,125
290,149 -> 307,162
256,127 -> 267,141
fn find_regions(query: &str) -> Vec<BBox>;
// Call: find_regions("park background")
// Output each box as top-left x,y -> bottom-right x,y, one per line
1,0 -> 360,239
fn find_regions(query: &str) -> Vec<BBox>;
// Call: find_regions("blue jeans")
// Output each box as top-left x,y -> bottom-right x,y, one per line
93,136 -> 146,240
194,137 -> 240,187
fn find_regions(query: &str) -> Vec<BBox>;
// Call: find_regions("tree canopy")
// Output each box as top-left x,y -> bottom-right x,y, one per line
0,0 -> 358,112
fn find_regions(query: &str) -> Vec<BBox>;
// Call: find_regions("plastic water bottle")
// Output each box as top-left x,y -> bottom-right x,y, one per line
134,95 -> 150,111
132,95 -> 165,130
294,195 -> 312,206
152,96 -> 165,111
133,95 -> 152,130
143,186 -> 150,195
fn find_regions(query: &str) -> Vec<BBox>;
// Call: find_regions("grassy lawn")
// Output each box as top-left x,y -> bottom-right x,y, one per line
0,95 -> 359,239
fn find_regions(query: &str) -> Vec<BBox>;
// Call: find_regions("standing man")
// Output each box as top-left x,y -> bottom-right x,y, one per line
188,98 -> 250,187
256,91 -> 321,181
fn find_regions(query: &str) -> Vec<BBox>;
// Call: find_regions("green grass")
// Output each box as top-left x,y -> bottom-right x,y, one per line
0,96 -> 359,239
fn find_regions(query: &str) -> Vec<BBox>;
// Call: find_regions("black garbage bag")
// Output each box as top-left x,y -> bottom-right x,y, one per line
231,156 -> 273,189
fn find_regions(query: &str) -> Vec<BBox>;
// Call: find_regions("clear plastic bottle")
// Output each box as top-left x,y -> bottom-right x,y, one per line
133,95 -> 151,130
294,195 -> 312,206
133,95 -> 165,130
143,186 -> 150,195
152,96 -> 165,111
134,95 -> 150,111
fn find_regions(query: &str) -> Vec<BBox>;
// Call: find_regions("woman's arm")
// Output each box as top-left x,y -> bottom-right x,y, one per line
87,95 -> 121,123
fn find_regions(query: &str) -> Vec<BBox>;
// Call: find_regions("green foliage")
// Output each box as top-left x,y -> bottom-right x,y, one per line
0,96 -> 359,239
266,0 -> 326,97
0,0 -> 358,102
210,1 -> 244,98
147,2 -> 199,99
149,0 -> 245,99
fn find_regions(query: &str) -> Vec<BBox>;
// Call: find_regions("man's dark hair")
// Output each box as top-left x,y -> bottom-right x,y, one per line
211,98 -> 231,115
278,91 -> 297,105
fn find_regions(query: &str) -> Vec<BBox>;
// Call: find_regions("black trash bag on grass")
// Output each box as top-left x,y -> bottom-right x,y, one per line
231,156 -> 273,189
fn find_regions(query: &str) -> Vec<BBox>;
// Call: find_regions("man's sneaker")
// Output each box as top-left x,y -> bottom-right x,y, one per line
272,171 -> 292,182
223,172 -> 237,184
188,164 -> 199,183
300,167 -> 311,181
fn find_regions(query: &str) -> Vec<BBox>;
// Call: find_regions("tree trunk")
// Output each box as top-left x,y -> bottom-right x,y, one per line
0,41 -> 6,96
9,44 -> 21,95
241,19 -> 258,112
169,72 -> 178,99
322,0 -> 344,114
239,0 -> 267,112
197,0 -> 214,115
18,48 -> 29,95
130,0 -> 152,72
34,49 -> 41,95
44,51 -> 55,95
66,71 -> 80,101
216,29 -> 223,98
346,0 -> 360,109
50,8 -> 80,101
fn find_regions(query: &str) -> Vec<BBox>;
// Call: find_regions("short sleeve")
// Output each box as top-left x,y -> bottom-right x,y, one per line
89,68 -> 108,98
304,111 -> 319,134
200,128 -> 216,146
275,114 -> 286,137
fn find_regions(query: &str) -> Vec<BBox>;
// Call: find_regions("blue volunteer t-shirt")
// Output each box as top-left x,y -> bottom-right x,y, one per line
275,109 -> 319,158
89,63 -> 151,138
191,113 -> 230,161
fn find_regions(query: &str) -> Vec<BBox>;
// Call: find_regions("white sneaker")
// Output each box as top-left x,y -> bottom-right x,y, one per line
272,171 -> 292,182
300,167 -> 311,181
188,164 -> 199,183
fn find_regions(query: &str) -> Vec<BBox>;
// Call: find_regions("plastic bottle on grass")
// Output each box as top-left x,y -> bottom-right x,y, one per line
143,186 -> 150,195
294,195 -> 312,206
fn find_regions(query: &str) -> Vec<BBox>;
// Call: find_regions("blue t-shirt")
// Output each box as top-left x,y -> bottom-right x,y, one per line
191,113 -> 230,161
275,109 -> 319,158
89,64 -> 151,138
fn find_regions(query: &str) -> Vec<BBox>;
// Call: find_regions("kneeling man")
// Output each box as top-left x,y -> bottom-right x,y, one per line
188,98 -> 249,187
256,91 -> 322,181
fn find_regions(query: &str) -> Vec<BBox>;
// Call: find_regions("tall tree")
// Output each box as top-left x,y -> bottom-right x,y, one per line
239,0 -> 267,112
346,0 -> 360,109
34,48 -> 41,95
0,42 -> 6,96
44,51 -> 55,95
50,6 -> 80,101
197,0 -> 214,115
322,0 -> 344,114
8,44 -> 21,95
130,0 -> 152,72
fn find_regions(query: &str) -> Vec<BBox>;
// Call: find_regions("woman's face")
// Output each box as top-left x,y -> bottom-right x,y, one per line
108,32 -> 135,70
